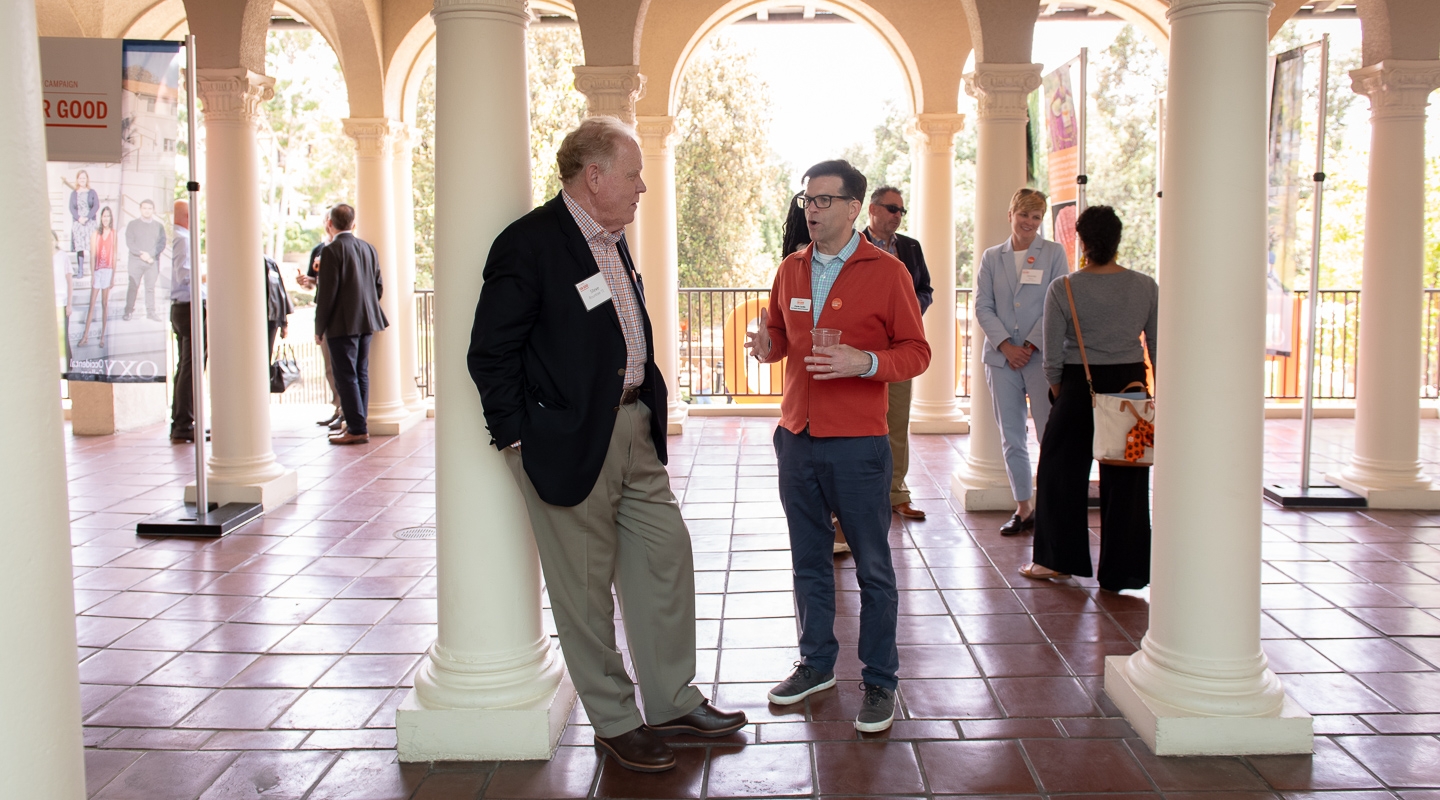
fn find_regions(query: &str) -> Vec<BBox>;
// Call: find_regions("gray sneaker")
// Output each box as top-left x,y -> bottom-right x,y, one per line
855,683 -> 896,732
767,662 -> 836,705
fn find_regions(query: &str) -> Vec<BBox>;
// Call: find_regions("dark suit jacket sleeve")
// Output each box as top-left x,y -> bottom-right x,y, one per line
314,243 -> 340,339
903,236 -> 934,316
467,229 -> 541,450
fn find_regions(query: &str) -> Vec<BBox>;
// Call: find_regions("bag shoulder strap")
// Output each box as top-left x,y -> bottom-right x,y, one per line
1063,276 -> 1095,403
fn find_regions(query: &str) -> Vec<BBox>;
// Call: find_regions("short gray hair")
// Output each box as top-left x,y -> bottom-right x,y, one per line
557,117 -> 640,185
870,185 -> 902,203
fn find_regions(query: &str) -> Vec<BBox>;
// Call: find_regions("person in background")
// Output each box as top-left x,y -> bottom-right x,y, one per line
53,232 -> 73,364
749,159 -> 930,733
315,203 -> 387,445
299,221 -> 342,430
862,186 -> 934,521
67,169 -> 97,279
123,199 -> 166,322
1023,205 -> 1158,591
265,255 -> 293,359
169,200 -> 206,444
77,206 -> 116,347
974,188 -> 1069,535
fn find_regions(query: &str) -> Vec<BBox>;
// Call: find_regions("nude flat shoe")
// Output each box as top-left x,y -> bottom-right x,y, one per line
1019,562 -> 1070,580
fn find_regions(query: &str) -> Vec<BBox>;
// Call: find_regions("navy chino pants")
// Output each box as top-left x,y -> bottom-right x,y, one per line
774,426 -> 899,690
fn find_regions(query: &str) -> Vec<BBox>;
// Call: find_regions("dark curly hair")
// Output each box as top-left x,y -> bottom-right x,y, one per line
1075,205 -> 1123,267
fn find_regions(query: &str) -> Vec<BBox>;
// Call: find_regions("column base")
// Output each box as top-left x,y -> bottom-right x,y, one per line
950,469 -> 1015,511
909,400 -> 968,434
666,400 -> 688,435
396,671 -> 577,762
1105,656 -> 1313,756
186,468 -> 298,511
1325,471 -> 1440,509
369,406 -> 429,436
69,381 -> 169,435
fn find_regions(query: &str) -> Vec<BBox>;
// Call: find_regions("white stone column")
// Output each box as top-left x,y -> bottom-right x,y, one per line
1327,61 -> 1440,509
908,113 -> 968,436
0,3 -> 85,794
572,66 -> 645,125
343,118 -> 425,435
397,0 -> 574,762
392,125 -> 427,414
634,116 -> 687,433
1104,0 -> 1312,756
951,66 -> 1040,510
195,69 -> 297,509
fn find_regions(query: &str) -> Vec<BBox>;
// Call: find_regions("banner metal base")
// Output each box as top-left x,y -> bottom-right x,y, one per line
1262,484 -> 1365,509
137,502 -> 263,537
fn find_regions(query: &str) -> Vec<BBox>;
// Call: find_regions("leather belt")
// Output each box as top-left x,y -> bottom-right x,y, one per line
619,386 -> 641,406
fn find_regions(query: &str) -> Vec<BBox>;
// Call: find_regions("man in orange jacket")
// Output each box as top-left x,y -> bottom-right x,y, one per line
746,159 -> 930,733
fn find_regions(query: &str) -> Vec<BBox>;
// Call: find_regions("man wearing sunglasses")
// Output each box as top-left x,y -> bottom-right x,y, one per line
746,160 -> 930,733
863,187 -> 933,521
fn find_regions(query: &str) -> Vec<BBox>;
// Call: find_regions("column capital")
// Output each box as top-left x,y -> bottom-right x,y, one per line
343,117 -> 403,158
432,0 -> 531,24
195,68 -> 275,125
1167,0 -> 1273,22
907,113 -> 965,154
573,65 -> 646,125
390,121 -> 417,156
963,63 -> 1042,122
1350,60 -> 1440,121
634,115 -> 676,152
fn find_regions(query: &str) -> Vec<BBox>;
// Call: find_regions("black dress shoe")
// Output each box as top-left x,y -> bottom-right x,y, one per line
1000,513 -> 1035,536
648,700 -> 748,738
594,726 -> 675,773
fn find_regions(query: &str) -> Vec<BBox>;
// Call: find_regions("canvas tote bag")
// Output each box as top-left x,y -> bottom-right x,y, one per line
1063,276 -> 1155,467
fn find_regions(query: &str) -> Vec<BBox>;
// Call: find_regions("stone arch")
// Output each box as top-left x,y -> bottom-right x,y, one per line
120,0 -> 188,40
275,0 -> 383,116
637,0 -> 966,117
1085,0 -> 1170,50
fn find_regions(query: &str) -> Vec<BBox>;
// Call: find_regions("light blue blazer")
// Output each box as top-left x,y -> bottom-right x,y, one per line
974,237 -> 1069,369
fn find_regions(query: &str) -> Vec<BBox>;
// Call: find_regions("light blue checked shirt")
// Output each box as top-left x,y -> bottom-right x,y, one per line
809,229 -> 877,378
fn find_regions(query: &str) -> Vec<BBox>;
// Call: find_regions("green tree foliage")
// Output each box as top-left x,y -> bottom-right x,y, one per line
1088,25 -> 1165,277
674,35 -> 789,288
842,102 -> 913,203
410,24 -> 588,287
954,116 -> 978,286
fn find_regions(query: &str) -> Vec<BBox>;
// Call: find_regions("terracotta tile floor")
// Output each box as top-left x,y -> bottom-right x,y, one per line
67,408 -> 1440,798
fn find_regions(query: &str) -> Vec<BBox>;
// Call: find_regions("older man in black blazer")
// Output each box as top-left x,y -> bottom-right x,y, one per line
468,117 -> 744,774
315,203 -> 387,444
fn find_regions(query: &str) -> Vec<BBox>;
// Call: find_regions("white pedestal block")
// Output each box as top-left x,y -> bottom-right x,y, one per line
910,417 -> 969,435
1325,472 -> 1440,509
950,471 -> 1015,511
369,406 -> 429,437
1105,657 -> 1313,756
186,469 -> 298,511
69,381 -> 169,435
666,402 -> 688,436
396,672 -> 576,762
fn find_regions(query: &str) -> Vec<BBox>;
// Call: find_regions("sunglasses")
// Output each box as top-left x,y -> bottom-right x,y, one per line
876,203 -> 907,216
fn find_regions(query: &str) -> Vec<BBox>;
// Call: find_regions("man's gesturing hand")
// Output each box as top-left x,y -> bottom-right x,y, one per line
746,307 -> 772,361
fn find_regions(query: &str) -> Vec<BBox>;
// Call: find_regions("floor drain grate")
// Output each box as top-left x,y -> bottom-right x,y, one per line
394,526 -> 436,540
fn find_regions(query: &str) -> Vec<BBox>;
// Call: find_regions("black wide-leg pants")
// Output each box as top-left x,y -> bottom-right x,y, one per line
1032,362 -> 1151,591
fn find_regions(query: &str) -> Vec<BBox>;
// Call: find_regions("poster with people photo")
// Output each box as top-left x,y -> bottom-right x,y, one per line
49,40 -> 183,383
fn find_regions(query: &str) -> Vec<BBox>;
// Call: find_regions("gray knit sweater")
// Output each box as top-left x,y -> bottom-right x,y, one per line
1042,269 -> 1159,386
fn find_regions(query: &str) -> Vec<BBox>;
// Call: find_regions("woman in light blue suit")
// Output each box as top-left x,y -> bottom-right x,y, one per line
974,188 -> 1070,534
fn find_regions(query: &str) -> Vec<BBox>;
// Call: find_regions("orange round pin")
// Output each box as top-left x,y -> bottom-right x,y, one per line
831,298 -> 842,310
1027,256 -> 1036,264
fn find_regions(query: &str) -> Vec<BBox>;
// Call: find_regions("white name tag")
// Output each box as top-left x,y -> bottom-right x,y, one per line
789,298 -> 812,312
1020,268 -> 1044,285
576,273 -> 613,311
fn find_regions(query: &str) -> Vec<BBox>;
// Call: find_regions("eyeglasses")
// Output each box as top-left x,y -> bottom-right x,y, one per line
876,203 -> 907,216
796,194 -> 855,210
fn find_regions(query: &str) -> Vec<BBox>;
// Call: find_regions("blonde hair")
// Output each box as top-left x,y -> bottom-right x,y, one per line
1009,187 -> 1048,215
557,117 -> 640,185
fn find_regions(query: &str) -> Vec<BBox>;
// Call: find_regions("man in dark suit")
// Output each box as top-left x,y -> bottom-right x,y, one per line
314,203 -> 387,445
863,186 -> 934,520
468,117 -> 744,774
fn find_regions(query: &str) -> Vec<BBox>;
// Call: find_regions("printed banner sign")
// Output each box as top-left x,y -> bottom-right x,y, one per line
1040,58 -> 1082,269
48,40 -> 184,383
39,38 -> 124,163
1266,46 -> 1307,356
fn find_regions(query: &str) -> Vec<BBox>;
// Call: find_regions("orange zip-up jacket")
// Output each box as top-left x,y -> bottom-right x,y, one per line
763,236 -> 931,437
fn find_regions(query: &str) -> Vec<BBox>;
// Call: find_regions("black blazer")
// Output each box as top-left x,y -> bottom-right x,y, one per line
315,232 -> 388,338
866,231 -> 934,316
468,193 -> 667,508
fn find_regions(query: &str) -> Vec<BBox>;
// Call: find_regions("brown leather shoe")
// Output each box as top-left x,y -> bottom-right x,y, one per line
594,726 -> 676,772
648,700 -> 748,738
329,430 -> 370,445
892,502 -> 926,520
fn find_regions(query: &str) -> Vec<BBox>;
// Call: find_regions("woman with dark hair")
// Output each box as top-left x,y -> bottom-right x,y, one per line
67,169 -> 98,279
1022,205 -> 1158,592
781,191 -> 810,256
78,206 -> 117,347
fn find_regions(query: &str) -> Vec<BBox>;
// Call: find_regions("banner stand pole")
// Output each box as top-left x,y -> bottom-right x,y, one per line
1076,47 -> 1088,215
139,34 -> 262,535
1264,34 -> 1362,508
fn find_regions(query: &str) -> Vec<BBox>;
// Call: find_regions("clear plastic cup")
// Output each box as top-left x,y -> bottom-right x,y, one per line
811,328 -> 841,348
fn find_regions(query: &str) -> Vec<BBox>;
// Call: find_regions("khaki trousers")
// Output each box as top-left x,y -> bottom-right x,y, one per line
318,333 -> 341,411
504,400 -> 702,737
886,379 -> 913,506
